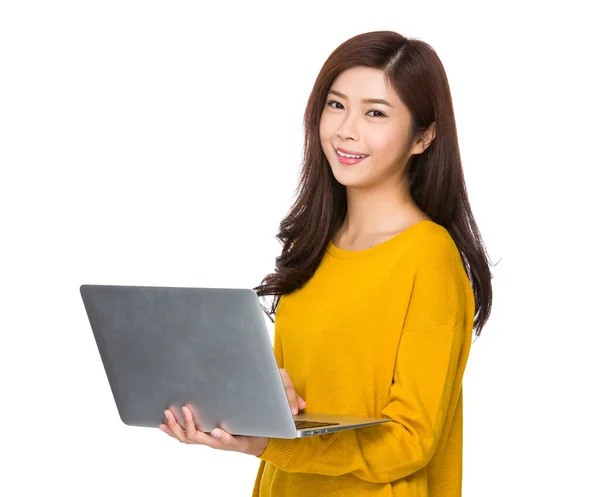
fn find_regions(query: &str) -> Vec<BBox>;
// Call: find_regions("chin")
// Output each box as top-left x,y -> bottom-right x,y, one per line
330,169 -> 368,188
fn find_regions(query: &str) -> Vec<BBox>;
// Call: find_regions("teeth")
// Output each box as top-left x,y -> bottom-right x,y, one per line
337,150 -> 367,159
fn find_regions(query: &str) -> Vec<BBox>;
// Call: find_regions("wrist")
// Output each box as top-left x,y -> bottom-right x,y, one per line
248,437 -> 269,456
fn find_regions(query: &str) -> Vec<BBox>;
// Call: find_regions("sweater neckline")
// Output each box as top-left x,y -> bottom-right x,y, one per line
325,219 -> 436,260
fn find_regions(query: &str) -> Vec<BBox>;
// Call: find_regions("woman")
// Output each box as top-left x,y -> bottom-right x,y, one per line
161,30 -> 493,497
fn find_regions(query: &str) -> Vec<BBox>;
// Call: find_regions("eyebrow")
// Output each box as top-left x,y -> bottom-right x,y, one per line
327,89 -> 394,108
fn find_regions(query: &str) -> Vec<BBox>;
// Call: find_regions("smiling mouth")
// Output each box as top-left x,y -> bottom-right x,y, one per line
335,150 -> 369,165
335,148 -> 369,159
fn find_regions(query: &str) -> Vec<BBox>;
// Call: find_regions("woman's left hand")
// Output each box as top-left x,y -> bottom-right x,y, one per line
159,405 -> 269,456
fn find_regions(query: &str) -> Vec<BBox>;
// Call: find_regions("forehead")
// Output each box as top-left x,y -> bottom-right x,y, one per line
329,66 -> 399,104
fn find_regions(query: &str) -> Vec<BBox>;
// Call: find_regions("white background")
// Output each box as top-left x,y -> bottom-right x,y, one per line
1,1 -> 598,495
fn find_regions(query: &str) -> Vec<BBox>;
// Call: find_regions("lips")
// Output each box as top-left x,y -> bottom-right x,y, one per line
335,150 -> 368,166
335,147 -> 369,158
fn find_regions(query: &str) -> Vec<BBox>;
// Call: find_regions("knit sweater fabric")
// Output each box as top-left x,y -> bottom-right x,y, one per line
252,220 -> 475,496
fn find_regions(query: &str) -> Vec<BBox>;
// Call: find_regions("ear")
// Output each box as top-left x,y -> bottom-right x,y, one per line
413,122 -> 436,154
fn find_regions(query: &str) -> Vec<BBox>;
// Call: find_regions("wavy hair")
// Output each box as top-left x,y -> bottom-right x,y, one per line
254,31 -> 494,337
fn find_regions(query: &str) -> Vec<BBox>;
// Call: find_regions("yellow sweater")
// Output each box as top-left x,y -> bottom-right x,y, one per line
252,219 -> 475,496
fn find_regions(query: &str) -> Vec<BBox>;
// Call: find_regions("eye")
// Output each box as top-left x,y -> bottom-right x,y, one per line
326,100 -> 343,110
366,109 -> 387,118
326,100 -> 387,118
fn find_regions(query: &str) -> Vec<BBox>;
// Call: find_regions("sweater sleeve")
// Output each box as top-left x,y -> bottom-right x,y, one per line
273,311 -> 284,369
256,240 -> 468,484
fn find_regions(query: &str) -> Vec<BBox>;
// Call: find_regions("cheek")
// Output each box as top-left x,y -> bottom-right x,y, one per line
319,115 -> 330,137
368,133 -> 401,159
319,122 -> 333,152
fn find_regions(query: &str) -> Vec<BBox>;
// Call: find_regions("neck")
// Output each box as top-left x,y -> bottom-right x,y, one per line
340,180 -> 417,238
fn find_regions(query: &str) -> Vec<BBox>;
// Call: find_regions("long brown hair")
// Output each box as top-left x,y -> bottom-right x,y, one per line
254,31 -> 494,337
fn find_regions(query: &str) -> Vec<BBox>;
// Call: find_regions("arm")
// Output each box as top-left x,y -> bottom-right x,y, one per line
257,241 -> 470,483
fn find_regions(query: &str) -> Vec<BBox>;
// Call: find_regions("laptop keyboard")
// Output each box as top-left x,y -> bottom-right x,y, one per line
294,420 -> 340,429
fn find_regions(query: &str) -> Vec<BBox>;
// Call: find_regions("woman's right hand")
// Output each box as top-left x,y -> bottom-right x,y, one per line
279,368 -> 306,415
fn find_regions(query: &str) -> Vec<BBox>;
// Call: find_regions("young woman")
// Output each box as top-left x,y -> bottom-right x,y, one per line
161,30 -> 493,497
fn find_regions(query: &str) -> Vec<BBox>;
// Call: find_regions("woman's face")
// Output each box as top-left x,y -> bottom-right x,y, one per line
319,66 -> 423,190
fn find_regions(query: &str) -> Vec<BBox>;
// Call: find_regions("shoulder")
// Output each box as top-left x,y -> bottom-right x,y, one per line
402,222 -> 470,331
407,220 -> 461,267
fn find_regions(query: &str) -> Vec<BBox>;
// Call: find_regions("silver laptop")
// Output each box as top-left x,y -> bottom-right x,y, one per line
80,284 -> 391,438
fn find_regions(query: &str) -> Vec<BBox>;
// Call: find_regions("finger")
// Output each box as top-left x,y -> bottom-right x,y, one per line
159,423 -> 176,438
182,406 -> 198,437
210,426 -> 236,448
279,369 -> 299,414
298,396 -> 306,409
182,406 -> 223,447
211,420 -> 251,452
164,409 -> 188,442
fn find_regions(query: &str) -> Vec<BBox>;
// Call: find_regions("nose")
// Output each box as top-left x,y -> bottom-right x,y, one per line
336,112 -> 361,142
